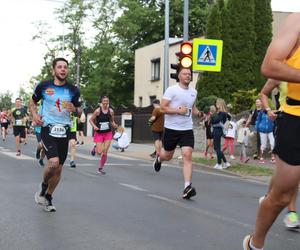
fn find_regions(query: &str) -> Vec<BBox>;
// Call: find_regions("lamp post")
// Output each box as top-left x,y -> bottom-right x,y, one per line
163,0 -> 169,93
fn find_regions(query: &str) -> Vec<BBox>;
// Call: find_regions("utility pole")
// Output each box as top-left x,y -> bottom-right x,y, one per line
183,0 -> 189,42
163,0 -> 169,93
76,41 -> 81,90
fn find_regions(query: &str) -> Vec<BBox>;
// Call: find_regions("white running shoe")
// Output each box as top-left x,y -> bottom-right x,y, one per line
284,212 -> 300,229
213,164 -> 223,169
44,197 -> 56,212
230,155 -> 235,160
223,162 -> 231,169
34,192 -> 46,206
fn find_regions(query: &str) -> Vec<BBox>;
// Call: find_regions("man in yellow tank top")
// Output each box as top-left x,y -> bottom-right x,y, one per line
243,13 -> 300,250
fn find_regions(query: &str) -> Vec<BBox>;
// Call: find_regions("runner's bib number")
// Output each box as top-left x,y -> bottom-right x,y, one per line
99,122 -> 110,131
15,119 -> 23,126
49,124 -> 68,138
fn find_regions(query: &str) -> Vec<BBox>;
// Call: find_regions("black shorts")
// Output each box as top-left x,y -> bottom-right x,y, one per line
36,132 -> 42,143
77,122 -> 84,132
41,126 -> 69,165
163,128 -> 194,151
1,123 -> 8,129
69,131 -> 77,141
273,112 -> 300,165
13,126 -> 26,138
152,131 -> 163,141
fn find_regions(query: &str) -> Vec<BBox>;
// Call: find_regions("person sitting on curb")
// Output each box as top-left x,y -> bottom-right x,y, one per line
112,126 -> 129,152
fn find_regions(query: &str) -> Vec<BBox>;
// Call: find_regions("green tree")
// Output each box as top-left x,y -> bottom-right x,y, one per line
0,91 -> 13,110
253,0 -> 272,89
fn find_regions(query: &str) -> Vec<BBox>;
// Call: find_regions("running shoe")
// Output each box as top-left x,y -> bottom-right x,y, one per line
38,159 -> 44,167
91,146 -> 96,156
213,163 -> 222,170
34,192 -> 46,205
16,150 -> 21,156
150,151 -> 156,158
182,184 -> 196,199
97,168 -> 106,175
284,211 -> 300,229
153,155 -> 161,172
223,162 -> 231,169
44,195 -> 56,212
70,161 -> 76,168
242,235 -> 254,250
230,155 -> 235,160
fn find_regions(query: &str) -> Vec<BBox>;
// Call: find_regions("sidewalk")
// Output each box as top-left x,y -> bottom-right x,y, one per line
82,136 -> 272,184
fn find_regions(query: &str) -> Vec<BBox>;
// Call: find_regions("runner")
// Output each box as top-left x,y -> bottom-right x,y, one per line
0,108 -> 9,141
69,112 -> 78,168
77,111 -> 86,145
259,79 -> 300,230
10,98 -> 28,156
152,67 -> 203,199
243,13 -> 300,250
89,96 -> 118,174
30,58 -> 81,212
33,120 -> 46,167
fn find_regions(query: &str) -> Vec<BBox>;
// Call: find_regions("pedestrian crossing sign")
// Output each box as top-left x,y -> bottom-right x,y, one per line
192,38 -> 223,72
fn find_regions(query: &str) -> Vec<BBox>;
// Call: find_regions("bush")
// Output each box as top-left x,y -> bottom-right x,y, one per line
197,95 -> 218,114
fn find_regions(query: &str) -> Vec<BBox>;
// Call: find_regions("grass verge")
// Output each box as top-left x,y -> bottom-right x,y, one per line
192,157 -> 274,176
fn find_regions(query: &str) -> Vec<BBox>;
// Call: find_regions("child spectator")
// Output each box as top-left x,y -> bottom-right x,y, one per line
112,126 -> 129,152
236,118 -> 252,163
222,119 -> 237,160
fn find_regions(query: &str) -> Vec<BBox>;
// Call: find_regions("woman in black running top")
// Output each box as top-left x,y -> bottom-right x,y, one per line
89,96 -> 117,174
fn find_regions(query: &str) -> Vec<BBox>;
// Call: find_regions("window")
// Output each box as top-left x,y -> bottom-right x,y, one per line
149,95 -> 156,105
151,58 -> 160,81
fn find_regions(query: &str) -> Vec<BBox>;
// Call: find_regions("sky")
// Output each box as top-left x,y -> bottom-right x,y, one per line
0,0 -> 300,97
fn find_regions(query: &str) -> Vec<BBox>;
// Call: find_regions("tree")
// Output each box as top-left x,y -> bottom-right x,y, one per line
0,91 -> 13,110
253,0 -> 272,89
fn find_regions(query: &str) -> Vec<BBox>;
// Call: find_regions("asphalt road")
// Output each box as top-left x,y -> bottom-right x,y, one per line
0,135 -> 299,250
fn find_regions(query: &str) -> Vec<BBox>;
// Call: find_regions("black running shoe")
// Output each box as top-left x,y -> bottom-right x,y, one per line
153,155 -> 161,172
97,168 -> 106,175
182,184 -> 196,199
91,146 -> 96,156
70,161 -> 76,168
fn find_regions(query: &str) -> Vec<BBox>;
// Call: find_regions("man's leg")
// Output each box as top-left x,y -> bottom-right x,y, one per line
15,135 -> 21,155
252,156 -> 300,248
181,146 -> 193,183
69,138 -> 76,167
44,158 -> 62,195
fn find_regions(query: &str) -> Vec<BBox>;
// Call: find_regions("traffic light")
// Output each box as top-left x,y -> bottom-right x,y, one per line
170,51 -> 181,82
179,41 -> 192,69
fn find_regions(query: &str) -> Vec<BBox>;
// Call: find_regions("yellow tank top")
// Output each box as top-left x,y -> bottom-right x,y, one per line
282,46 -> 300,116
278,82 -> 287,109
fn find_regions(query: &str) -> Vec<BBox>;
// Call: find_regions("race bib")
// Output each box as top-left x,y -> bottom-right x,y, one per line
15,119 -> 23,126
99,122 -> 110,131
49,124 -> 67,138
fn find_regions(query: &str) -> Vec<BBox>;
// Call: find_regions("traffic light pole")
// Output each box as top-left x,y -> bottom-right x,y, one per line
163,0 -> 170,93
183,0 -> 189,42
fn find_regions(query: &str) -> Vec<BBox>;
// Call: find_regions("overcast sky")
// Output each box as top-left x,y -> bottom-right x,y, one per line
0,0 -> 299,97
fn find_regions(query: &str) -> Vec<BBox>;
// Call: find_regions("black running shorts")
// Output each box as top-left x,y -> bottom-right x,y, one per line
69,131 -> 77,141
273,112 -> 300,165
13,126 -> 26,138
41,126 -> 69,165
163,128 -> 194,151
152,131 -> 163,141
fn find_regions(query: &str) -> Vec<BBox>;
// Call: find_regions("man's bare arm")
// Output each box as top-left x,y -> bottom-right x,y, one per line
261,13 -> 300,82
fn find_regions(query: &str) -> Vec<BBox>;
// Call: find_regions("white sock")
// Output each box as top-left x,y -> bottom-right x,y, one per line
250,239 -> 263,250
184,182 -> 191,189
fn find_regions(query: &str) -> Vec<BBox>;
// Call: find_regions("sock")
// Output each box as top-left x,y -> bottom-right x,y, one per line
45,193 -> 52,202
250,239 -> 263,250
40,182 -> 48,196
184,182 -> 191,189
100,154 -> 107,168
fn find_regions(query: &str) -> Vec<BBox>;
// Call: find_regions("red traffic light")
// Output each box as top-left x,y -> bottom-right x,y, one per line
180,42 -> 192,69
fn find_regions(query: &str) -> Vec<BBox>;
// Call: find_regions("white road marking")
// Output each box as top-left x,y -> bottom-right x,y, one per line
0,150 -> 34,160
119,183 -> 148,192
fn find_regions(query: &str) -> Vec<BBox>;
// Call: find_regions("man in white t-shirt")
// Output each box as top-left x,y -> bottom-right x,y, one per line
153,67 -> 203,199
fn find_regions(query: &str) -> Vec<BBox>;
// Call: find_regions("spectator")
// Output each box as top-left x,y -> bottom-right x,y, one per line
203,105 -> 215,159
236,118 -> 252,163
246,98 -> 263,159
255,109 -> 275,163
222,119 -> 237,160
112,126 -> 129,152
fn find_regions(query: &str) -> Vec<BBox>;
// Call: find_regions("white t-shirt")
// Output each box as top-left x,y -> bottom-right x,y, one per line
113,132 -> 129,148
163,84 -> 197,130
225,121 -> 237,138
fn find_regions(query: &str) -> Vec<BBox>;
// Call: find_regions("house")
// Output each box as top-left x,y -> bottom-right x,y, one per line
134,11 -> 291,108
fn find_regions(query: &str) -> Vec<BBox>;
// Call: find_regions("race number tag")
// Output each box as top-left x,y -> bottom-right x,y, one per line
99,122 -> 110,131
49,125 -> 67,138
15,119 -> 23,126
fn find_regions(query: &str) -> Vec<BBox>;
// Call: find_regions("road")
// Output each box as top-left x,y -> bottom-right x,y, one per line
0,135 -> 299,250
